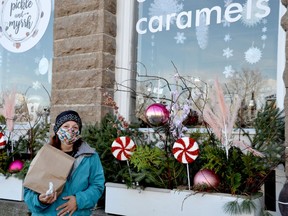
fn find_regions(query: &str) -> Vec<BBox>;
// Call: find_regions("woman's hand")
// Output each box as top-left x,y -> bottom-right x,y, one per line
38,192 -> 57,204
56,195 -> 77,216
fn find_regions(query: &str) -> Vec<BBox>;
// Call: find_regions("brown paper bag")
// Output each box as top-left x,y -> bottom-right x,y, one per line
23,144 -> 75,195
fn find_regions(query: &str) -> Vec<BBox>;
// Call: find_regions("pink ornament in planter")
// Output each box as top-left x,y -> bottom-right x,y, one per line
0,132 -> 6,149
145,103 -> 170,126
8,160 -> 24,173
194,169 -> 220,189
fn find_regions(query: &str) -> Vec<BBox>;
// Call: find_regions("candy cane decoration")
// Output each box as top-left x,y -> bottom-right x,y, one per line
111,136 -> 136,161
173,137 -> 199,190
0,132 -> 6,150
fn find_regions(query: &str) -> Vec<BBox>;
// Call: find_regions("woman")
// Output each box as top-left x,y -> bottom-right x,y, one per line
24,110 -> 105,216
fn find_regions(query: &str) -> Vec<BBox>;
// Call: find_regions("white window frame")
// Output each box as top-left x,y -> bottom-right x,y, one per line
277,3 -> 286,110
116,0 -> 286,121
115,0 -> 137,121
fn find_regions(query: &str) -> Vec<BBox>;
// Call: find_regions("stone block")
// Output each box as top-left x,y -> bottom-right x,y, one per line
0,200 -> 29,216
54,10 -> 116,40
53,53 -> 115,73
55,0 -> 116,17
54,34 -> 116,57
52,69 -> 114,90
0,200 -> 109,216
50,104 -> 112,126
51,88 -> 103,105
282,0 -> 288,8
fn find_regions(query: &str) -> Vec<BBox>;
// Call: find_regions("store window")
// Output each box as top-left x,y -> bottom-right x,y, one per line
116,0 -> 285,125
0,0 -> 53,122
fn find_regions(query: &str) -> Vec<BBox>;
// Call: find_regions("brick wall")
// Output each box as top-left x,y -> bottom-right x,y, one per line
50,0 -> 116,125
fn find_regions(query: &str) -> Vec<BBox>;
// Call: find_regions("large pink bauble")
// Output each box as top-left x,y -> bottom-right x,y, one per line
8,160 -> 24,172
193,169 -> 220,189
145,103 -> 170,126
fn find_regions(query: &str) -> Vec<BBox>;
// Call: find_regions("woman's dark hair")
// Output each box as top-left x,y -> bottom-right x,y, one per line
50,135 -> 82,154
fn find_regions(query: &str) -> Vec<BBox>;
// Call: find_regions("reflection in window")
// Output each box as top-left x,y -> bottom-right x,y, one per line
134,0 -> 281,127
0,0 -> 54,123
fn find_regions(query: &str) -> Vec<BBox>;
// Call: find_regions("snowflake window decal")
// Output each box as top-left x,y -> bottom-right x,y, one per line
148,0 -> 184,27
223,65 -> 235,78
196,13 -> 209,49
240,0 -> 268,27
223,47 -> 233,59
244,44 -> 262,64
224,0 -> 233,7
220,0 -> 270,77
174,32 -> 186,44
224,34 -> 231,42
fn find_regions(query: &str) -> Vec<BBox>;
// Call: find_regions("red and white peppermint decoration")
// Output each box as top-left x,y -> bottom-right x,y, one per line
111,136 -> 136,161
172,137 -> 199,164
0,132 -> 6,150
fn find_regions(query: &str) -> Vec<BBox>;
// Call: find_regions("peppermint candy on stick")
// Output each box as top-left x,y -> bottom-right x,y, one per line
172,137 -> 199,164
173,137 -> 199,190
0,132 -> 6,150
111,136 -> 136,181
111,136 -> 136,161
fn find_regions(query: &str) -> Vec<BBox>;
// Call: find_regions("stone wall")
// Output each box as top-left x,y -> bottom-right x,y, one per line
50,0 -> 117,125
282,0 -> 288,176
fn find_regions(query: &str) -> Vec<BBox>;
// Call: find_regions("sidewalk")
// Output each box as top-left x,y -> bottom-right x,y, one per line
0,199 -> 112,216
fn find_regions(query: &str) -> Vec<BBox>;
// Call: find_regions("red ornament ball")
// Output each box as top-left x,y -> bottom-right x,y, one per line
8,160 -> 24,173
145,103 -> 170,126
183,110 -> 199,126
193,169 -> 220,189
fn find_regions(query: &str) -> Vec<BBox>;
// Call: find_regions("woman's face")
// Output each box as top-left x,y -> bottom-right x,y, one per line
57,121 -> 80,146
61,121 -> 79,132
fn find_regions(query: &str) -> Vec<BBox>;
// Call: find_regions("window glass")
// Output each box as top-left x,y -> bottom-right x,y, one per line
0,0 -> 53,121
135,0 -> 281,127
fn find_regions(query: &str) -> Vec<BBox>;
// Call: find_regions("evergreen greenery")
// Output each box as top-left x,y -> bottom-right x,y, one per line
82,100 -> 284,214
82,113 -> 143,186
198,101 -> 284,196
130,144 -> 186,189
0,120 -> 50,178
81,113 -> 187,189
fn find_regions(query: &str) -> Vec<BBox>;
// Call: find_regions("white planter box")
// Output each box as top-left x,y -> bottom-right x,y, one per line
0,174 -> 23,201
105,182 -> 263,216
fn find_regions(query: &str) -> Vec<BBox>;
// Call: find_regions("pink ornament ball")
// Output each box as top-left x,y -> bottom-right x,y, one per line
145,103 -> 170,126
193,169 -> 220,189
8,160 -> 24,173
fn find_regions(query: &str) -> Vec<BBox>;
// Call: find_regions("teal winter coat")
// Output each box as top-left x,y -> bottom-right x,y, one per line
24,142 -> 105,216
